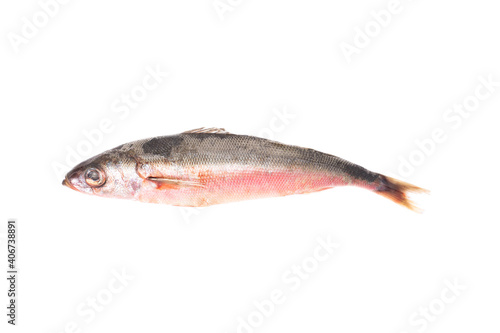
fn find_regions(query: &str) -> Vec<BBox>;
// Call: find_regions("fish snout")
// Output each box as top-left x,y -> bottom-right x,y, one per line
62,169 -> 85,192
62,177 -> 72,188
62,176 -> 78,191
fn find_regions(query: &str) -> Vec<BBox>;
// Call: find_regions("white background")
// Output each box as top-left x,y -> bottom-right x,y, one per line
1,0 -> 499,332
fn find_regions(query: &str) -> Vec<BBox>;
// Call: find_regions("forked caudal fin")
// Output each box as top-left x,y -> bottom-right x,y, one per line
375,175 -> 429,213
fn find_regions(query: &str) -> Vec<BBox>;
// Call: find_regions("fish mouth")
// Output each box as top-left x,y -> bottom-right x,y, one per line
62,177 -> 77,191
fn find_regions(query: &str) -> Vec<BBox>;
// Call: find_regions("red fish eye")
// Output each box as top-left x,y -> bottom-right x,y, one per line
85,168 -> 105,187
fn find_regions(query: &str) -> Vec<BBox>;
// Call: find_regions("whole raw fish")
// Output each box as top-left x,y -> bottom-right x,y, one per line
63,128 -> 427,211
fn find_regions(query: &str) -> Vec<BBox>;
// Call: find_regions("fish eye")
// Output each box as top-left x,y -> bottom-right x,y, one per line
85,168 -> 105,187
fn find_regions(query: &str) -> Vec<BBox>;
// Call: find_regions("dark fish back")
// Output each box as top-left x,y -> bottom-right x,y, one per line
129,133 -> 378,182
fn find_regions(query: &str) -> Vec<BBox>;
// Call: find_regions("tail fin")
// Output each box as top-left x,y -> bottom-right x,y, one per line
375,175 -> 429,213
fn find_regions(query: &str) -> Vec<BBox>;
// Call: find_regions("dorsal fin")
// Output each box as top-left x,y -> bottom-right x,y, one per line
182,127 -> 230,134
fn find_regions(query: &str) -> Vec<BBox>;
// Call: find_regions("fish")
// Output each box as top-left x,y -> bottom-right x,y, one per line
62,127 -> 428,211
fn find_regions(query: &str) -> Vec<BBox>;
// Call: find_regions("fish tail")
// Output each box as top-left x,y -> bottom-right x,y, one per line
374,175 -> 429,213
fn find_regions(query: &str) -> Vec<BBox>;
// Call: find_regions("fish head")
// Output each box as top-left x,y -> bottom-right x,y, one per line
62,150 -> 141,200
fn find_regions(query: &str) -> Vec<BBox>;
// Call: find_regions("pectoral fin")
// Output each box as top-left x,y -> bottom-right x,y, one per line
137,162 -> 204,190
147,177 -> 204,190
